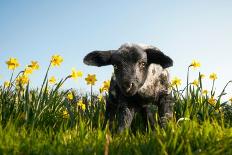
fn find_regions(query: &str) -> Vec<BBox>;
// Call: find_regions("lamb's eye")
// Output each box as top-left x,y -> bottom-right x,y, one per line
139,62 -> 146,68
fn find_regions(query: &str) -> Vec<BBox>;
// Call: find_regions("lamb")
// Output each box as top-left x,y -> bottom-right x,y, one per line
83,43 -> 174,132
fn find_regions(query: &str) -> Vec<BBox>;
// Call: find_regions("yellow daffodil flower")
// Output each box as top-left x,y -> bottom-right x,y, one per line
67,92 -> 74,100
49,76 -> 56,84
63,110 -> 69,119
171,77 -> 182,87
24,67 -> 33,75
77,100 -> 86,111
6,58 -> 20,70
202,89 -> 208,95
190,60 -> 201,68
98,94 -> 103,101
51,55 -> 63,67
4,81 -> 10,88
192,79 -> 199,87
208,97 -> 216,105
16,75 -> 29,86
200,74 -> 205,79
70,68 -> 83,79
209,73 -> 217,80
28,61 -> 39,70
100,80 -> 110,93
85,74 -> 97,85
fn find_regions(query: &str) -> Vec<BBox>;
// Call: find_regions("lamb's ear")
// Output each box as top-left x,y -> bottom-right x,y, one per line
145,48 -> 173,68
83,50 -> 115,67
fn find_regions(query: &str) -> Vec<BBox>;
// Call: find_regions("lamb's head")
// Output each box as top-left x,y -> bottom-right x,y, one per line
83,43 -> 173,96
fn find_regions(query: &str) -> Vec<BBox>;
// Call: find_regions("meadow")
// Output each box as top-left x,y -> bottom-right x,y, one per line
0,55 -> 232,155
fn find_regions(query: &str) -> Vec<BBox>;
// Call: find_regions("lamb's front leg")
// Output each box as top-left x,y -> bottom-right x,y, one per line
103,98 -> 117,131
157,93 -> 174,128
141,105 -> 155,130
118,104 -> 135,133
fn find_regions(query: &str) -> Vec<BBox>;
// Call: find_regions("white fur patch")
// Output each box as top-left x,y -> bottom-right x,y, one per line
138,64 -> 169,98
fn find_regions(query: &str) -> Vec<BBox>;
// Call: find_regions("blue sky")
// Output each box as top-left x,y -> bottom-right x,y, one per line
0,0 -> 232,97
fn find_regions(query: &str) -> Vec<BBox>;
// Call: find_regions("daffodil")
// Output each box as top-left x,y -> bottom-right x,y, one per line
202,89 -> 208,95
85,74 -> 97,85
16,75 -> 29,86
77,100 -> 86,111
51,55 -> 63,67
98,94 -> 103,101
70,68 -> 83,79
190,60 -> 201,69
200,74 -> 205,79
171,77 -> 182,87
192,79 -> 199,87
209,73 -> 217,80
6,58 -> 20,70
49,76 -> 56,84
63,110 -> 69,119
67,92 -> 74,100
28,61 -> 39,70
208,97 -> 216,105
24,67 -> 33,75
4,81 -> 10,88
100,80 -> 110,93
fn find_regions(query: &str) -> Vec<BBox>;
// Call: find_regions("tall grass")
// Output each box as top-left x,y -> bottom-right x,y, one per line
0,57 -> 232,154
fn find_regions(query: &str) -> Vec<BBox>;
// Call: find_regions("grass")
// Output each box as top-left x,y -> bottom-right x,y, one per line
0,117 -> 232,154
0,57 -> 232,154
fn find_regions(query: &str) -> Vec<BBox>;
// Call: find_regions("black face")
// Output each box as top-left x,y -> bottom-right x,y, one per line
83,43 -> 173,96
111,46 -> 149,96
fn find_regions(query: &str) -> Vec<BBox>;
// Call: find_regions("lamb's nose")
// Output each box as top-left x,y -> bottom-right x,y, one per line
124,82 -> 134,93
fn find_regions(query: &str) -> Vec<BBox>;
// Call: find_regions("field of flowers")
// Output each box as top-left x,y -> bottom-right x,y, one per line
0,55 -> 232,154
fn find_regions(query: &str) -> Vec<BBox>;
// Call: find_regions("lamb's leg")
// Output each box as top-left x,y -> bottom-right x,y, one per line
103,99 -> 117,131
118,105 -> 135,133
142,105 -> 155,130
158,93 -> 174,128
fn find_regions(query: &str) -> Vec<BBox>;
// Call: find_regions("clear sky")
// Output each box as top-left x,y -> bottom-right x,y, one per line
0,0 -> 232,97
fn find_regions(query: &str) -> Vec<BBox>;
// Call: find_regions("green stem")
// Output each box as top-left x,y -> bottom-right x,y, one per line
91,85 -> 93,106
186,66 -> 191,101
39,63 -> 51,96
9,70 -> 15,83
217,80 -> 232,104
11,71 -> 24,83
36,62 -> 51,109
220,80 -> 232,96
1,69 -> 15,126
5,70 -> 15,91
52,75 -> 71,94
211,80 -> 215,96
